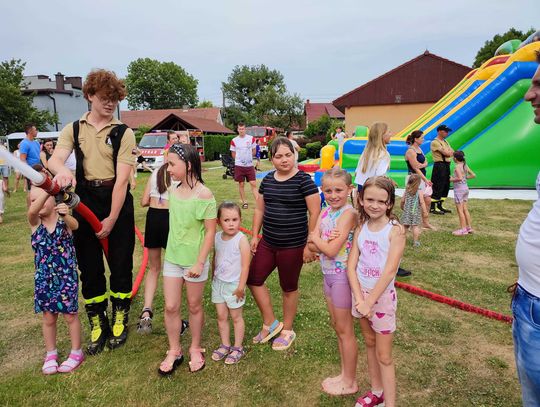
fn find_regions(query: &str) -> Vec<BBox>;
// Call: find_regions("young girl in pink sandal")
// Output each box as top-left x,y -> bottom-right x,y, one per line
28,187 -> 83,375
348,176 -> 406,407
308,167 -> 358,396
450,151 -> 476,236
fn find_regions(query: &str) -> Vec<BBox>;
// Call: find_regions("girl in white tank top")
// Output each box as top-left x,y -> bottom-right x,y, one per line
347,176 -> 405,407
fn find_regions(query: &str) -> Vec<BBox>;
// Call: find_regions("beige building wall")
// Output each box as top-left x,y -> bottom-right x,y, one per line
345,103 -> 434,134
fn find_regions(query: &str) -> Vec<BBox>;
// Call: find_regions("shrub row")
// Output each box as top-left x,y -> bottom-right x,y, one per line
203,134 -> 235,161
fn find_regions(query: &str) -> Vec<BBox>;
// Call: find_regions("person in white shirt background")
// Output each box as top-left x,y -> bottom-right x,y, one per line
513,50 -> 540,406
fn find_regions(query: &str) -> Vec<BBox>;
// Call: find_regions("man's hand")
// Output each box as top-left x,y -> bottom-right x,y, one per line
95,216 -> 117,239
53,168 -> 76,189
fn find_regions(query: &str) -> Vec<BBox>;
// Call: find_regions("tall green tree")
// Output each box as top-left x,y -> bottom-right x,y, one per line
473,27 -> 536,68
222,64 -> 303,130
125,58 -> 198,110
196,100 -> 214,108
0,59 -> 57,135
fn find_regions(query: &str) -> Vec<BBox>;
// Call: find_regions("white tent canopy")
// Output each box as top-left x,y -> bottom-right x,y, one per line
6,131 -> 60,140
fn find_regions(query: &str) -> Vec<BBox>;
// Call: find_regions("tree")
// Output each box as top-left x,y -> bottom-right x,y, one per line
222,64 -> 303,130
196,100 -> 214,108
125,58 -> 198,110
473,27 -> 536,68
0,59 -> 57,135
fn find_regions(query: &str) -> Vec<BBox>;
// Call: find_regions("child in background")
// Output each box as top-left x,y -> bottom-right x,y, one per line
248,137 -> 320,351
450,150 -> 476,236
347,176 -> 406,407
308,167 -> 358,396
400,174 -> 427,247
211,202 -> 250,365
28,187 -> 83,374
159,143 -> 216,376
137,163 -> 189,336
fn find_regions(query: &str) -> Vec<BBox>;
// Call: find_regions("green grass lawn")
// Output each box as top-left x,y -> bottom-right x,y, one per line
0,159 -> 529,406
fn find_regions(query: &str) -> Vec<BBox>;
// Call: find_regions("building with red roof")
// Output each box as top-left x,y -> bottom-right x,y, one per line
304,100 -> 344,125
120,107 -> 234,134
333,51 -> 472,133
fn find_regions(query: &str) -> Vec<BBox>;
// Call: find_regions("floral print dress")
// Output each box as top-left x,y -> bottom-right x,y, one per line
32,219 -> 78,314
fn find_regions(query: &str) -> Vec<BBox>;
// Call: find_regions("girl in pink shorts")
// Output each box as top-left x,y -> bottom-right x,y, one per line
347,176 -> 406,407
450,150 -> 476,236
308,167 -> 358,396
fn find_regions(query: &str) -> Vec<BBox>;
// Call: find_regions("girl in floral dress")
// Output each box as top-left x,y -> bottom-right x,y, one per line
29,187 -> 83,374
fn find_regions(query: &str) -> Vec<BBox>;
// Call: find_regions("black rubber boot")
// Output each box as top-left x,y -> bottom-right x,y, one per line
108,298 -> 130,349
430,200 -> 445,215
438,199 -> 452,213
86,302 -> 110,355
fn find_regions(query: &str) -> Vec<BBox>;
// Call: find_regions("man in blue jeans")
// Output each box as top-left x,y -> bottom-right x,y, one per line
514,50 -> 540,406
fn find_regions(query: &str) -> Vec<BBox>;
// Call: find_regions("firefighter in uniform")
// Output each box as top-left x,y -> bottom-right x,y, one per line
48,69 -> 136,354
430,124 -> 454,215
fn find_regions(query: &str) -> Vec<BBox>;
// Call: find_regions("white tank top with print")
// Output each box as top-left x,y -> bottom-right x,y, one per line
356,221 -> 395,290
214,231 -> 244,282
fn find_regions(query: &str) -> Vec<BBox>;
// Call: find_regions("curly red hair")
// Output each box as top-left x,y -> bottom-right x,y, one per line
82,69 -> 126,101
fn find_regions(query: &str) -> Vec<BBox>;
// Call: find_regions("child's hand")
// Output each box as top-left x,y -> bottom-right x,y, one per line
55,203 -> 69,216
327,229 -> 341,241
233,286 -> 245,302
303,246 -> 317,263
308,231 -> 317,243
355,301 -> 372,318
187,262 -> 203,278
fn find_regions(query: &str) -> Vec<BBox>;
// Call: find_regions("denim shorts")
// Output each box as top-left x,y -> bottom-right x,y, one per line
211,278 -> 245,309
163,260 -> 209,282
512,284 -> 540,405
0,165 -> 10,178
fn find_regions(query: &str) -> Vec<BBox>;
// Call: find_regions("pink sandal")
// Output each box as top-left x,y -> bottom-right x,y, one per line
42,353 -> 58,375
189,348 -> 206,373
57,351 -> 85,373
355,390 -> 385,406
452,228 -> 469,236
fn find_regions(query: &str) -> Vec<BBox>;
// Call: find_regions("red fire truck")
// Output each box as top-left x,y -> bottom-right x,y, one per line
245,126 -> 277,159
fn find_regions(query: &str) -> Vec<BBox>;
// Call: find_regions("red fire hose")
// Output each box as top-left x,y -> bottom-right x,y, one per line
237,225 -> 513,324
131,226 -> 149,298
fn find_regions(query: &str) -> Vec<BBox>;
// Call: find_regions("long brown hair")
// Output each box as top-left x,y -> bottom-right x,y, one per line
359,122 -> 389,173
357,176 -> 399,225
156,162 -> 171,194
405,174 -> 421,195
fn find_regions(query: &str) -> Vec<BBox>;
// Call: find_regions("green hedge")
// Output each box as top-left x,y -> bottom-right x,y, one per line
298,148 -> 307,162
204,134 -> 235,161
305,141 -> 322,159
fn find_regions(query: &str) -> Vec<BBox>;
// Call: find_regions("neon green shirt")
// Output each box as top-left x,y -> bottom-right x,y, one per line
165,193 -> 216,266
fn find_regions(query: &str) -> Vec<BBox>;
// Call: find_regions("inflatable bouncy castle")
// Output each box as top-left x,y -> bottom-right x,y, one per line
302,33 -> 540,188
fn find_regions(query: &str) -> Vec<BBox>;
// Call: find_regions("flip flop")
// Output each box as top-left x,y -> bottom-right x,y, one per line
252,320 -> 283,344
272,330 -> 296,351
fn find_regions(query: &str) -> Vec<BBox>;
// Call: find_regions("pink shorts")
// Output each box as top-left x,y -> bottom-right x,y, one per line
323,273 -> 352,309
352,287 -> 397,334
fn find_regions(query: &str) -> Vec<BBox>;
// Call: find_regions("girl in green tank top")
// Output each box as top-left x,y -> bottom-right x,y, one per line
158,143 -> 216,376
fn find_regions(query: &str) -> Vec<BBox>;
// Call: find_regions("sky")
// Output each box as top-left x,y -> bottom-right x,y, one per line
1,0 -> 539,108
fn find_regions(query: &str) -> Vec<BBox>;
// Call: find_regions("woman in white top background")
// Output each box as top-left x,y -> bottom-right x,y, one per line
354,122 -> 392,193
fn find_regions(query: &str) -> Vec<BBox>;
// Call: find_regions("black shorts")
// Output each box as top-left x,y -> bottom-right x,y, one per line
144,207 -> 169,249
